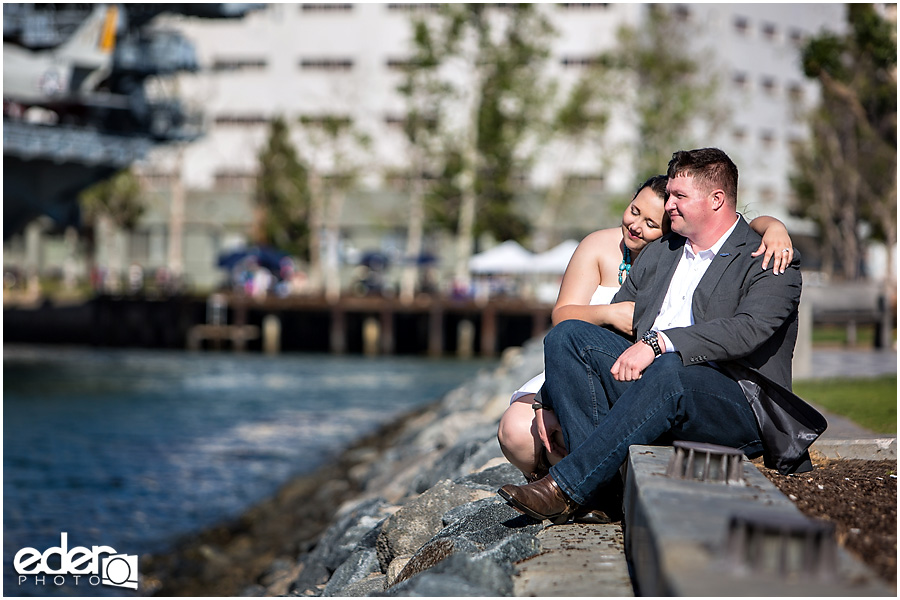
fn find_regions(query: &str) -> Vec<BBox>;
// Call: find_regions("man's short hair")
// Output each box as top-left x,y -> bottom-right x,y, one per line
667,148 -> 738,204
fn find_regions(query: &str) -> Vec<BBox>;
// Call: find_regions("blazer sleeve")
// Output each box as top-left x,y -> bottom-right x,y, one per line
663,253 -> 801,366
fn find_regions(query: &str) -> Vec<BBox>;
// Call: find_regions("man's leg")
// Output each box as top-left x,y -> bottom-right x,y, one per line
541,320 -> 633,453
550,354 -> 763,506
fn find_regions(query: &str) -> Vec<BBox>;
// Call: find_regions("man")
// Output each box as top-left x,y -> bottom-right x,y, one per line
498,148 -> 826,524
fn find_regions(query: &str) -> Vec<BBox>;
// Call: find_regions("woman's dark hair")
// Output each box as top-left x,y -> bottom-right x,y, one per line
632,174 -> 670,232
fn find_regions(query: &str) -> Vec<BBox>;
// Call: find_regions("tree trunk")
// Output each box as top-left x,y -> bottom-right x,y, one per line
324,186 -> 344,303
400,168 -> 426,304
307,170 -> 325,295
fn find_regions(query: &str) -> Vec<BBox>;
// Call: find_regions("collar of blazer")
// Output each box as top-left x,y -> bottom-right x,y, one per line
644,219 -> 752,328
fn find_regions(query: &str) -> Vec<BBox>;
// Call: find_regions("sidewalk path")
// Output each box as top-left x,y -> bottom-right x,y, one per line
808,347 -> 897,379
806,347 -> 896,456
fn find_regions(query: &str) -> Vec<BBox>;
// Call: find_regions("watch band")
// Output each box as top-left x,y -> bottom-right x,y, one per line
641,329 -> 663,357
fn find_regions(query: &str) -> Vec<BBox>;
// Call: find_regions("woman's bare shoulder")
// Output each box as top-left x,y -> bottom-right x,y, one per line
579,227 -> 622,252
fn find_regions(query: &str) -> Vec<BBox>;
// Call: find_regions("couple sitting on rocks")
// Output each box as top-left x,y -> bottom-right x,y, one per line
497,147 -> 827,525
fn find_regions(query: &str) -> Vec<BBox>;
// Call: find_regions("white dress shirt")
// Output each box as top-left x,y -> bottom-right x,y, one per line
654,217 -> 741,353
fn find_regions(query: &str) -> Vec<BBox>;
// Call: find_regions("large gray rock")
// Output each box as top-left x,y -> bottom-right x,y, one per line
454,462 -> 525,493
375,480 -> 492,571
314,497 -> 391,571
389,536 -> 479,586
380,552 -> 515,597
289,498 -> 390,594
411,425 -> 499,493
322,549 -> 381,597
432,498 -> 543,548
473,531 -> 542,565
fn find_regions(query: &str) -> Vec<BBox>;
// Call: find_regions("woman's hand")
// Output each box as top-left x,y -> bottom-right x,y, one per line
750,217 -> 793,274
535,408 -> 567,461
607,301 -> 635,336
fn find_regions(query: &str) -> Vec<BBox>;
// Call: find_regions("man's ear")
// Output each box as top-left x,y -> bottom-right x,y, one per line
709,189 -> 727,210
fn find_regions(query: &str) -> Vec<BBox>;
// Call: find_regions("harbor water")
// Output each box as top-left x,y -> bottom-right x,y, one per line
3,345 -> 495,596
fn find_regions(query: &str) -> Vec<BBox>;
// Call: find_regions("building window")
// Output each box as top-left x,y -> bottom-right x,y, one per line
300,4 -> 353,12
566,174 -> 604,192
761,22 -> 778,41
760,129 -> 776,148
733,16 -> 750,36
214,170 -> 257,191
561,56 -> 603,68
671,4 -> 691,21
299,58 -> 354,71
787,82 -> 805,103
559,3 -> 609,9
214,114 -> 268,126
386,3 -> 443,11
732,127 -> 747,143
137,172 -> 177,189
211,58 -> 267,72
299,114 -> 353,128
788,28 -> 805,46
385,58 -> 427,71
384,114 -> 436,129
760,76 -> 778,96
732,71 -> 749,90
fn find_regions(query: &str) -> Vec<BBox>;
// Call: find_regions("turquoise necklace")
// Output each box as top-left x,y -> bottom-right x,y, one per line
618,246 -> 632,284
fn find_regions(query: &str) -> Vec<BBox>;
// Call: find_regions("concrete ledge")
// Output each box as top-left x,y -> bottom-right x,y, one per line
623,445 -> 893,597
813,437 -> 897,460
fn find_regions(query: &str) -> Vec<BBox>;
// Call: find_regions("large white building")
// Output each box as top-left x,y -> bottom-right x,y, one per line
7,3 -> 857,291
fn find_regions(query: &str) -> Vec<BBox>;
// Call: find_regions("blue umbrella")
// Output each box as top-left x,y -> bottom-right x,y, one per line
217,246 -> 288,275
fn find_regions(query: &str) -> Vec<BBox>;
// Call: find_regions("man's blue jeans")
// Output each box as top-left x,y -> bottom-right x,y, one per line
542,320 -> 763,506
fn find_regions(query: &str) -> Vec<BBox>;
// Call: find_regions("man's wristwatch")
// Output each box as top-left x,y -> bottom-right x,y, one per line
641,329 -> 663,357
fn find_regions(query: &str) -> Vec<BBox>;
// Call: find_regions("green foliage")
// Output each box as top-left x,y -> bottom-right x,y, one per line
412,4 -> 556,242
255,116 -> 310,258
791,4 -> 896,277
79,168 -> 144,230
793,375 -> 897,434
609,6 -> 723,182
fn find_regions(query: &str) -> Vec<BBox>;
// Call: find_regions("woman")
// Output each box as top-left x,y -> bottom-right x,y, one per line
497,175 -> 794,483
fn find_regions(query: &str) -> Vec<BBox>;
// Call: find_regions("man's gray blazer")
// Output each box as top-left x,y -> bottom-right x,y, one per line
613,217 -> 826,474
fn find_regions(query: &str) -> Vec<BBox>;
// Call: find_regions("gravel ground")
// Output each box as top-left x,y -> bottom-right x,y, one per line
754,453 -> 897,585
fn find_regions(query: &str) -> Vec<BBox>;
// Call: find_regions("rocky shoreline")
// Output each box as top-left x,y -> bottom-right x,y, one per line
141,338 -> 549,596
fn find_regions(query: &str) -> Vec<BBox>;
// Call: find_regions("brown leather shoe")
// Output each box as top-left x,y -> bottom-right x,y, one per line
498,473 -> 580,525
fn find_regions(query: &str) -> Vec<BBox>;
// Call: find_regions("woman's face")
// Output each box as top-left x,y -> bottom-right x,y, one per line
621,187 -> 666,252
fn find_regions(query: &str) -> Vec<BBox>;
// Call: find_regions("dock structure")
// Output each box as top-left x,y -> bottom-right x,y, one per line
214,293 -> 554,357
2,292 -> 554,356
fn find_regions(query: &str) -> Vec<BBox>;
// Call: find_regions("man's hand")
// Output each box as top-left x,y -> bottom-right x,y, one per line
534,408 -> 567,461
611,341 -> 656,381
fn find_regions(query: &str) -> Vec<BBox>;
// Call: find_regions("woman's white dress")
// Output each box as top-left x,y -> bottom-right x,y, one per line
509,285 -> 620,404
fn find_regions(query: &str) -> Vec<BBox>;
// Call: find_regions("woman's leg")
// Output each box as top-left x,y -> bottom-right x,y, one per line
498,396 -> 542,476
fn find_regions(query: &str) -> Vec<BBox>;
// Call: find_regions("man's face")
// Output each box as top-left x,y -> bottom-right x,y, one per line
664,174 -> 710,239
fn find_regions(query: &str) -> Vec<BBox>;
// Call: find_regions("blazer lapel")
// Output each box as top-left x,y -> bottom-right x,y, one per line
637,235 -> 684,334
691,219 -> 750,319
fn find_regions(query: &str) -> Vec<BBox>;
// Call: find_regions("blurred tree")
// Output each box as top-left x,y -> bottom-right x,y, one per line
79,167 -> 144,291
411,4 -> 556,287
531,59 -> 615,252
611,5 -> 724,185
396,17 -> 451,302
791,3 -> 896,281
297,114 -> 371,301
80,168 -> 144,230
255,116 -> 310,259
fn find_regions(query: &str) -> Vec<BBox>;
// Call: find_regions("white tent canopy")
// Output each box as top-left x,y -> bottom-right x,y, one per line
529,239 -> 579,274
468,240 -> 534,274
469,239 -> 581,275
